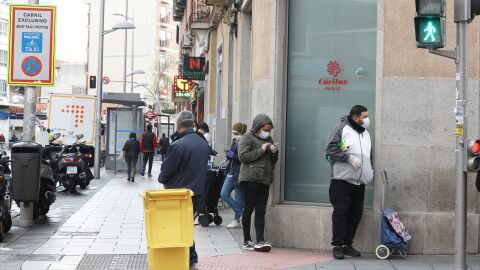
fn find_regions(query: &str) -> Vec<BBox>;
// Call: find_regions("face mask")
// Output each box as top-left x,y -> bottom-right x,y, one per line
259,130 -> 270,140
362,117 -> 370,129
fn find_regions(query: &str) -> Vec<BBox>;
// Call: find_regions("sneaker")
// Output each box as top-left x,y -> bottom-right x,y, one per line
343,245 -> 361,257
333,246 -> 345,259
131,178 -> 135,182
189,263 -> 198,270
148,174 -> 153,177
226,220 -> 242,228
254,241 -> 272,252
242,241 -> 255,251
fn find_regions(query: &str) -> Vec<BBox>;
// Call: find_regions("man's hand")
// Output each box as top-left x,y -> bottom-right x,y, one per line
269,143 -> 278,153
348,155 -> 362,170
262,143 -> 272,152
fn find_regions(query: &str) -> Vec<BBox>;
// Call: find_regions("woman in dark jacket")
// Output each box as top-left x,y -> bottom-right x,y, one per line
123,132 -> 140,182
221,122 -> 248,228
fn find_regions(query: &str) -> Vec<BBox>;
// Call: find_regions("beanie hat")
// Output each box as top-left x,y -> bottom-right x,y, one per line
232,122 -> 248,135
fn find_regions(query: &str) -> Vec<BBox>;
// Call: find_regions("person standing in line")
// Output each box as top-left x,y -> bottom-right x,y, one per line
238,114 -> 278,252
198,122 -> 212,147
123,132 -> 140,182
140,124 -> 158,177
47,129 -> 54,143
221,122 -> 248,228
158,133 -> 170,162
158,110 -> 210,270
325,105 -> 373,259
0,133 -> 5,150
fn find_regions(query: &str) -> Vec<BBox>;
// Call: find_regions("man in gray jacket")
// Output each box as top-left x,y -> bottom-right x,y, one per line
238,114 -> 278,252
326,105 -> 373,259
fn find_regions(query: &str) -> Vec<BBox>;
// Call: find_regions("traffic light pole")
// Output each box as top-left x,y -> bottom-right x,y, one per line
454,20 -> 468,270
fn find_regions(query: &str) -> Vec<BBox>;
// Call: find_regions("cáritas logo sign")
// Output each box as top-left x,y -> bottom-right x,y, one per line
318,60 -> 348,91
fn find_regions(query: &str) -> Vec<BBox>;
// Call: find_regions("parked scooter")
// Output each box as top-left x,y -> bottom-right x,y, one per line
56,144 -> 93,193
0,150 -> 12,241
34,157 -> 56,220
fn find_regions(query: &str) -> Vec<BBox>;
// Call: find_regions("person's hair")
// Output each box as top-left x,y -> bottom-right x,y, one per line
129,132 -> 136,139
47,129 -> 51,133
198,122 -> 209,133
162,133 -> 166,137
177,111 -> 195,129
146,124 -> 153,131
350,105 -> 368,117
180,120 -> 195,129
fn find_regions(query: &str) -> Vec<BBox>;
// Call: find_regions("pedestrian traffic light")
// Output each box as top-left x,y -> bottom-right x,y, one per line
465,139 -> 480,172
415,0 -> 445,49
89,76 -> 96,89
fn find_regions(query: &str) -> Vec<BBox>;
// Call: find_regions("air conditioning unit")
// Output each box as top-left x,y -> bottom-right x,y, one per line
183,34 -> 193,47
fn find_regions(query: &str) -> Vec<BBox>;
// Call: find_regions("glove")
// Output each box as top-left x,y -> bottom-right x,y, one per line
348,155 -> 362,170
269,144 -> 278,153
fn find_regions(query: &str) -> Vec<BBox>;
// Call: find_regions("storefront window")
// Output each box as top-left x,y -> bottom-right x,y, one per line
285,0 -> 377,206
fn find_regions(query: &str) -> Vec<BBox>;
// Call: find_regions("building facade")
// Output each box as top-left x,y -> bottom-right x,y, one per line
175,0 -> 480,254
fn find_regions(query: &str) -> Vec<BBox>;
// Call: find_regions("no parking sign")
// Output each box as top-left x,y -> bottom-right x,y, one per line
8,5 -> 56,86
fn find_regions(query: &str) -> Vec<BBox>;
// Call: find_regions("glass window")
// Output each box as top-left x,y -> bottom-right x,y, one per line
285,0 -> 377,206
0,20 -> 7,36
0,80 -> 6,97
0,50 -> 7,67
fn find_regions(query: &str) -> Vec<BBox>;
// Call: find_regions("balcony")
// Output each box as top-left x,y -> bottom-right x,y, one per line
160,15 -> 170,24
205,0 -> 227,6
173,0 -> 186,21
160,39 -> 170,48
190,3 -> 210,31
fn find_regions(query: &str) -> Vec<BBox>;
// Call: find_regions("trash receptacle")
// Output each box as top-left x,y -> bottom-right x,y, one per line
11,142 -> 42,202
141,189 -> 194,270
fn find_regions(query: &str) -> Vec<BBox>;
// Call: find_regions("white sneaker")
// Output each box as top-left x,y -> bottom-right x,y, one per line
226,220 -> 242,228
254,241 -> 272,252
242,241 -> 255,251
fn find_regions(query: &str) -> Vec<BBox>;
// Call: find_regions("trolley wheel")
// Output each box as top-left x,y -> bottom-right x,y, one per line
198,215 -> 210,227
213,215 -> 223,225
375,245 -> 390,260
208,214 -> 214,224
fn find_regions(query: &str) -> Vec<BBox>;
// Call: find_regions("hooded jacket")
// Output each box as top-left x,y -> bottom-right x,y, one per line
238,114 -> 278,185
325,116 -> 374,185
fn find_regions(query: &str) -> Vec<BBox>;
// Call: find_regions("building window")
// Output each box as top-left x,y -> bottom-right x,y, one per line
159,54 -> 170,71
160,30 -> 172,47
0,50 -> 7,67
0,19 -> 7,36
284,0 -> 377,206
0,80 -> 6,97
160,5 -> 169,23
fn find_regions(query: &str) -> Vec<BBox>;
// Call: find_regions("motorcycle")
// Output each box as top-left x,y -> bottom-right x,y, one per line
34,156 -> 57,220
56,144 -> 93,193
0,151 -> 12,241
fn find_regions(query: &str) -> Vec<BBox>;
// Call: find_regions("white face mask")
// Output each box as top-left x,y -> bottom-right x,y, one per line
233,134 -> 241,141
259,130 -> 270,140
362,117 -> 370,129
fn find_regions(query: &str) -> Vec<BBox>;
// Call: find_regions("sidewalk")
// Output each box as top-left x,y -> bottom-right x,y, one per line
0,158 -> 479,269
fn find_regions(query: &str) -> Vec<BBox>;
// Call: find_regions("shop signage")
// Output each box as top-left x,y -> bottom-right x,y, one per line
144,111 -> 157,121
318,60 -> 348,91
172,75 -> 193,102
183,56 -> 206,81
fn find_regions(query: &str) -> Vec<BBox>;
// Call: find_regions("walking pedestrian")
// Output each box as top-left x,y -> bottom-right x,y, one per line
140,124 -> 158,177
10,133 -> 18,143
325,105 -> 373,259
221,122 -> 248,228
123,132 -> 140,182
158,110 -> 210,270
158,133 -> 170,162
238,114 -> 278,252
198,122 -> 211,147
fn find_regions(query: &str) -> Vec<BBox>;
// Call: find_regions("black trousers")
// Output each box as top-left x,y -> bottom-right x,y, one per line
329,179 -> 365,247
240,181 -> 269,243
125,157 -> 138,178
142,152 -> 154,174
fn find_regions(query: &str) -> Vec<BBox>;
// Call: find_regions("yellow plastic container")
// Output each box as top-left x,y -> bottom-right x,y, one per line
141,189 -> 194,270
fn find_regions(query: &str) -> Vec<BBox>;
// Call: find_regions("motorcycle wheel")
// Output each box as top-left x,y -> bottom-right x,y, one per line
3,212 -> 11,233
79,183 -> 87,189
0,219 -> 4,242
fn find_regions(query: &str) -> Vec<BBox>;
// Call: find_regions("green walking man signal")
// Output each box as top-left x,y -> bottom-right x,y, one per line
414,0 -> 445,49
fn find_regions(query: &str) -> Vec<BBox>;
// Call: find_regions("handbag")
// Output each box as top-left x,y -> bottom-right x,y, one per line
119,150 -> 125,161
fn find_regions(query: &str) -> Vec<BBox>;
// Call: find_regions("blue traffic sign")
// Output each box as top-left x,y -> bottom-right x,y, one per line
21,32 -> 42,53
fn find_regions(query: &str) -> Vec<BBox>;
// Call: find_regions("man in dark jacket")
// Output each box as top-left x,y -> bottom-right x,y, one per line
123,132 -> 140,182
238,114 -> 278,252
140,124 -> 158,177
158,110 -> 210,269
158,133 -> 170,162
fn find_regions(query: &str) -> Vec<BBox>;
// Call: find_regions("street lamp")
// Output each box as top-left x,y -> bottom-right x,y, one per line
113,11 -> 135,94
127,69 -> 145,93
94,0 -> 136,179
134,83 -> 161,114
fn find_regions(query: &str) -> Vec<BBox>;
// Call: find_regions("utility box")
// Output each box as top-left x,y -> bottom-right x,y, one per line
11,142 -> 42,202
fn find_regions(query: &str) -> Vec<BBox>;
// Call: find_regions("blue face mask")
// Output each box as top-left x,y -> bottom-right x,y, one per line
259,130 -> 270,140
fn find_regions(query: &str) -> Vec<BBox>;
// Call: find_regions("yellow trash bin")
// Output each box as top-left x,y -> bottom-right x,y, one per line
141,189 -> 194,270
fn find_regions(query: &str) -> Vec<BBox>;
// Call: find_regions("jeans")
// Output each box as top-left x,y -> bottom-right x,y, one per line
142,152 -> 154,175
329,179 -> 365,246
220,174 -> 243,221
125,157 -> 138,178
240,181 -> 269,243
190,196 -> 201,265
